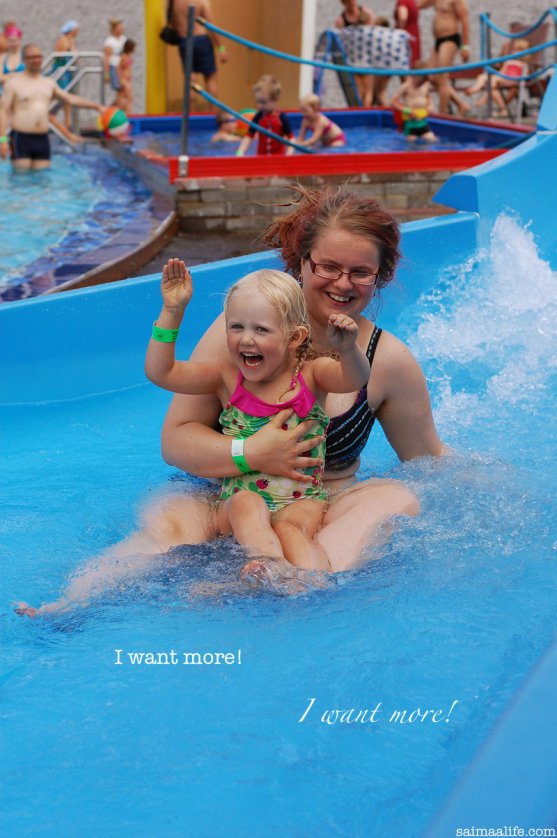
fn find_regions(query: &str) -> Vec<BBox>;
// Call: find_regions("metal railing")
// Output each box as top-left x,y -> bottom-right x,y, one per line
42,51 -> 105,134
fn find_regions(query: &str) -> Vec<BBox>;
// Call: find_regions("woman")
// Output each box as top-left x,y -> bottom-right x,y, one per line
335,1 -> 375,108
103,18 -> 126,108
0,25 -> 24,84
161,188 -> 446,572
16,187 -> 445,616
52,21 -> 79,129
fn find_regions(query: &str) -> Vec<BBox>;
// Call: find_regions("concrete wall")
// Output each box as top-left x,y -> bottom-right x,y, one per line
1,0 -> 146,114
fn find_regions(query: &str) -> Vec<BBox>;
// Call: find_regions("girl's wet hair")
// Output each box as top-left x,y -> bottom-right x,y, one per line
263,185 -> 401,289
224,269 -> 311,342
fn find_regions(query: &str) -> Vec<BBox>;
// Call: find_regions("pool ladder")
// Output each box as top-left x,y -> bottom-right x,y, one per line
42,51 -> 106,149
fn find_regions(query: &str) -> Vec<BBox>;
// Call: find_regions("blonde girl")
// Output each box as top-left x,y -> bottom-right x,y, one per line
145,259 -> 369,577
297,93 -> 346,148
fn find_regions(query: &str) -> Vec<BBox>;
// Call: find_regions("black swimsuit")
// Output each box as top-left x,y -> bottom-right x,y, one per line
341,7 -> 369,25
325,326 -> 382,470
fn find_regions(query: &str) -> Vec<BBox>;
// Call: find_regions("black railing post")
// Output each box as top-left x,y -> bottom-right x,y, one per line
179,4 -> 196,176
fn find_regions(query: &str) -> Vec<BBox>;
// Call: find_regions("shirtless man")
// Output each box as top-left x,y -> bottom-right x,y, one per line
172,0 -> 228,104
0,43 -> 102,171
418,0 -> 470,115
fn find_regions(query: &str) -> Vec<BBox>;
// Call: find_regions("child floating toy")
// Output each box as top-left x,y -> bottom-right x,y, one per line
236,109 -> 256,138
97,107 -> 129,139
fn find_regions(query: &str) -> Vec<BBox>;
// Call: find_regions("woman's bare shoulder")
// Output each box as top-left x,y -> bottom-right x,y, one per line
369,328 -> 426,403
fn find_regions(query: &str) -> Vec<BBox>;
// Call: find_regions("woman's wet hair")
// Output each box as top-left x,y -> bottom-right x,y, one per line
224,269 -> 311,343
263,185 -> 401,289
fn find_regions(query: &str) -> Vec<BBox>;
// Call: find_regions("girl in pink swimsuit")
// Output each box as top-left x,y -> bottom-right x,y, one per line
297,93 -> 347,149
145,259 -> 369,577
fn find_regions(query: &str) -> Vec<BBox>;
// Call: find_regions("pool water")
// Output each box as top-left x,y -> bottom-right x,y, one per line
2,217 -> 557,835
0,147 -> 152,302
132,123 -> 490,159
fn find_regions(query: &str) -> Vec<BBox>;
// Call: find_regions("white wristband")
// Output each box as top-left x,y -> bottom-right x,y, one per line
231,438 -> 251,473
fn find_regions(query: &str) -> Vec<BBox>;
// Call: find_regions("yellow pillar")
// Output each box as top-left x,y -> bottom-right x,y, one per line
144,0 -> 168,114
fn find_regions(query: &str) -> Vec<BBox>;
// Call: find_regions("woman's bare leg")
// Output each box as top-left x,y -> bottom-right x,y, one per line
15,494 -> 217,616
316,479 -> 420,572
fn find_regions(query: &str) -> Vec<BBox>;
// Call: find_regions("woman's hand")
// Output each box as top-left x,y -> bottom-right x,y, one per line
326,314 -> 359,353
243,409 -> 324,481
161,258 -> 192,313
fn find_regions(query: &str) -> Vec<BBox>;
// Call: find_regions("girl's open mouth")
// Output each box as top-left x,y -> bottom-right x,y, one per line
241,352 -> 264,367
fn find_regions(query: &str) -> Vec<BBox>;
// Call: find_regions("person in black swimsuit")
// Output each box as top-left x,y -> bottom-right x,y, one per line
17,188 -> 446,614
158,186 -> 447,574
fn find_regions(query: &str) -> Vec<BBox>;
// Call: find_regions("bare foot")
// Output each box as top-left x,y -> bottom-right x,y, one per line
240,558 -> 330,595
240,559 -> 276,587
14,601 -> 39,617
13,599 -> 71,618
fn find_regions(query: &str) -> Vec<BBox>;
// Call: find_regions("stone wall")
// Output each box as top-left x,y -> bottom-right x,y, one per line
175,171 -> 455,233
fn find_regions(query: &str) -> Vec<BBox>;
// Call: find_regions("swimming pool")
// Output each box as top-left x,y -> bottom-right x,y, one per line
0,146 -> 158,303
1,87 -> 557,833
128,110 -> 529,182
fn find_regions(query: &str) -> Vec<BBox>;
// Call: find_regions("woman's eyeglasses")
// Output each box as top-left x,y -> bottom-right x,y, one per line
307,255 -> 379,286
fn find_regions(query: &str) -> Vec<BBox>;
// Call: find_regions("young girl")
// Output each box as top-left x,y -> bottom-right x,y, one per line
297,94 -> 346,149
210,110 -> 241,143
464,40 -> 530,117
391,62 -> 437,141
145,259 -> 369,577
116,38 -> 136,114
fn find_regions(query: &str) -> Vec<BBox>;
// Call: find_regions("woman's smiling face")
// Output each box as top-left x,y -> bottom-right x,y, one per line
300,227 -> 380,328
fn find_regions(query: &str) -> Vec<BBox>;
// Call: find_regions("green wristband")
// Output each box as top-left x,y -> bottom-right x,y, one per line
152,321 -> 179,342
231,438 -> 252,474
0,136 -> 8,144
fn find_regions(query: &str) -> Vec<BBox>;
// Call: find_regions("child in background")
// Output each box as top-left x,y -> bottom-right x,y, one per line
236,75 -> 294,156
464,39 -> 530,116
145,259 -> 369,578
296,93 -> 346,148
391,61 -> 437,141
211,110 -> 241,143
116,38 -> 136,115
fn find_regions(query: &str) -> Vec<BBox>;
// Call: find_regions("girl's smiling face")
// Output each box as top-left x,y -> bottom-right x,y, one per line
226,286 -> 297,384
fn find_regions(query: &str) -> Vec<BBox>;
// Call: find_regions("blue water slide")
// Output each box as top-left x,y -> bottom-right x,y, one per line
2,73 -> 557,832
434,73 -> 557,267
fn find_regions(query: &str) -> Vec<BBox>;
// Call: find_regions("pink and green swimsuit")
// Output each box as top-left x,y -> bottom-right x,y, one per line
220,371 -> 329,511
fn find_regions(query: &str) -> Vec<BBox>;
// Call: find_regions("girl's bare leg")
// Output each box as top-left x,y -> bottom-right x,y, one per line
316,479 -> 420,572
217,491 -> 285,560
15,494 -> 217,616
272,500 -> 330,571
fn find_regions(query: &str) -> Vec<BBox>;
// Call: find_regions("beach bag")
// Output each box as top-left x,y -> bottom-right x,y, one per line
160,0 -> 180,45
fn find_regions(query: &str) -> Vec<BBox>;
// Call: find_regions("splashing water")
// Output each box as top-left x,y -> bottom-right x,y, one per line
401,215 -> 557,473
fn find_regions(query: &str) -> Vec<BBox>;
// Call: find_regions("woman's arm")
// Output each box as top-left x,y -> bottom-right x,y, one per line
311,314 -> 369,393
369,331 -> 448,460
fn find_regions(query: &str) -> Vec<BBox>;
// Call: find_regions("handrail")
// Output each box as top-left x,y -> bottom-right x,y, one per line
480,8 -> 557,39
42,51 -> 105,106
199,16 -> 557,78
478,11 -> 557,122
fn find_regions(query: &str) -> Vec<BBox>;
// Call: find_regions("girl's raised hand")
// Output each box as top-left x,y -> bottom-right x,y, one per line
326,313 -> 359,352
161,258 -> 192,312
